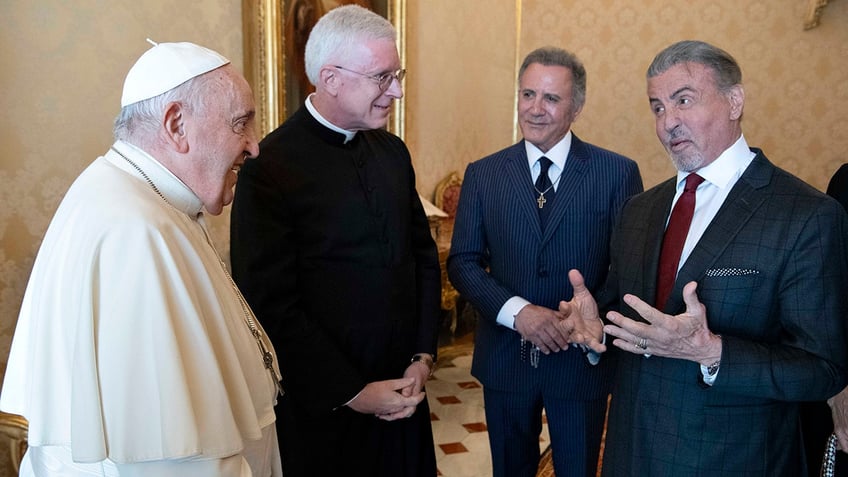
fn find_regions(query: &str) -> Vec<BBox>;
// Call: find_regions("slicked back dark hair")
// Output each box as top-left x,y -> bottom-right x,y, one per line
519,46 -> 586,113
647,40 -> 742,93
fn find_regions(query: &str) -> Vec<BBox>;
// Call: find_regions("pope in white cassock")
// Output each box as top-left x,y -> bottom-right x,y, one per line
0,41 -> 284,476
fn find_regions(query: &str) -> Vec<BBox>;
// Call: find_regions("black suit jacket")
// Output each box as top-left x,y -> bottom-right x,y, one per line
828,164 -> 848,211
600,150 -> 848,476
231,107 -> 440,412
230,107 -> 440,476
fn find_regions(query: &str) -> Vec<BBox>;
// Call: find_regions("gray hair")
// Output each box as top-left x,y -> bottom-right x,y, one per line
647,40 -> 742,93
113,72 -> 215,147
304,4 -> 396,86
519,46 -> 587,113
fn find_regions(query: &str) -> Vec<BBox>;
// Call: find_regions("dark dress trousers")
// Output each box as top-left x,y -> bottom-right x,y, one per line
230,107 -> 441,477
598,150 -> 848,477
448,136 -> 643,476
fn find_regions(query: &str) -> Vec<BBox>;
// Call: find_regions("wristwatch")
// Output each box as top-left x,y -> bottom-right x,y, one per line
706,359 -> 721,377
411,353 -> 436,377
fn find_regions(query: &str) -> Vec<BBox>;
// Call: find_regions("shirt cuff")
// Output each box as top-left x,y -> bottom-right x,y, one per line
340,389 -> 364,409
497,296 -> 531,329
584,318 -> 606,365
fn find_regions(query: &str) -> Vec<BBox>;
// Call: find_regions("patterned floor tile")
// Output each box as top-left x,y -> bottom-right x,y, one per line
429,341 -> 550,477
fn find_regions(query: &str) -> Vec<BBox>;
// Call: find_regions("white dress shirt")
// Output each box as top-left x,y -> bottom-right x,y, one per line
497,132 -> 573,329
666,135 -> 755,384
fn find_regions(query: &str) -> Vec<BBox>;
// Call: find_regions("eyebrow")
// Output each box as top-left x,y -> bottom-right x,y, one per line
649,86 -> 694,104
668,86 -> 696,101
232,110 -> 255,122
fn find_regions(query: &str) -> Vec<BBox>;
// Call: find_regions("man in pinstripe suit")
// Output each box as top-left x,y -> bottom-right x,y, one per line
447,46 -> 643,477
562,40 -> 848,476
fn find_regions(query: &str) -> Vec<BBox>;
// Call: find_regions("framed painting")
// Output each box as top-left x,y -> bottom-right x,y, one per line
804,0 -> 832,29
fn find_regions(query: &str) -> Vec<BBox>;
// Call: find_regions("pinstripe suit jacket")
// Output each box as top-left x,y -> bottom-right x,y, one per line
600,150 -> 848,477
447,135 -> 642,399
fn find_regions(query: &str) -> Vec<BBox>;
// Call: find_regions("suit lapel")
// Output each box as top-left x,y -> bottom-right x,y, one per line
503,141 -> 543,239
643,179 -> 677,309
666,151 -> 773,312
541,135 -> 589,243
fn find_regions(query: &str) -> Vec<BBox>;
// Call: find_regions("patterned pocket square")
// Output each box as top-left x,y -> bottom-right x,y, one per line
705,267 -> 760,277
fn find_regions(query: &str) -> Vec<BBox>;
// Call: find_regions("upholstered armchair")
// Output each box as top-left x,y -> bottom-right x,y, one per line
0,411 -> 27,475
433,171 -> 462,248
433,171 -> 463,332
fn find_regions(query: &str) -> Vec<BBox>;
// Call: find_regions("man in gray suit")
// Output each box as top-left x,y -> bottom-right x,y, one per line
563,40 -> 848,476
448,46 -> 642,477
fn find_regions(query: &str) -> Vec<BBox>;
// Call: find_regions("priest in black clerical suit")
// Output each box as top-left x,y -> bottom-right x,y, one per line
230,6 -> 440,477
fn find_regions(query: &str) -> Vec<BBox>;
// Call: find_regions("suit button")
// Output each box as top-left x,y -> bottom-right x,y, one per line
538,268 -> 549,277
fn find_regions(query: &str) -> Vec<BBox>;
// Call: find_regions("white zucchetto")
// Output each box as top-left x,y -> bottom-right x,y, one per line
120,39 -> 230,107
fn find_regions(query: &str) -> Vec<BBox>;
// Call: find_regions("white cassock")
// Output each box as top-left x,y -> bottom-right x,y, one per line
1,141 -> 283,477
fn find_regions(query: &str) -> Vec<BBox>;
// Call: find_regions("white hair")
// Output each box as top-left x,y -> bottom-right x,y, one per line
304,4 -> 396,85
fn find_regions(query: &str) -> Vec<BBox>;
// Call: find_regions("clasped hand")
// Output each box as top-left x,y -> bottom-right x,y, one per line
516,270 -> 606,354
346,361 -> 429,422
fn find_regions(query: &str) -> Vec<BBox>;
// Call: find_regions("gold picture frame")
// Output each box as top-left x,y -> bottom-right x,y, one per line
242,0 -> 406,139
804,0 -> 831,30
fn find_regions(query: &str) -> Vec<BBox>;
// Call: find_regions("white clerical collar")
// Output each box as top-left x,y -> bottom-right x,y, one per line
524,130 -> 572,171
677,134 -> 755,191
107,140 -> 204,217
305,94 -> 357,143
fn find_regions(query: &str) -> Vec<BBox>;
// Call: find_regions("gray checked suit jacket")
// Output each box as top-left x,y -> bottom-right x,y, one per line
599,149 -> 848,477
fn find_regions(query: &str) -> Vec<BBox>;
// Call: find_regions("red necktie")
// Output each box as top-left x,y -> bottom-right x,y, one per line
655,173 -> 705,309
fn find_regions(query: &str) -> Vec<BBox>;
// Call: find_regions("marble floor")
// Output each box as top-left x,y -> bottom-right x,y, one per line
427,338 -> 550,477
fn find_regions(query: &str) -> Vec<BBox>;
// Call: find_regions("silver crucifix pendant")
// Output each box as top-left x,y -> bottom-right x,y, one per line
536,193 -> 546,209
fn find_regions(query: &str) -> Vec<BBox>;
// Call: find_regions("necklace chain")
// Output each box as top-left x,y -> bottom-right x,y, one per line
112,147 -> 167,203
533,173 -> 562,196
533,168 -> 563,209
111,146 -> 284,398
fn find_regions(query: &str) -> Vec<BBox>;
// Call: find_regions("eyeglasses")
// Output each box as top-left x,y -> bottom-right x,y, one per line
333,65 -> 406,92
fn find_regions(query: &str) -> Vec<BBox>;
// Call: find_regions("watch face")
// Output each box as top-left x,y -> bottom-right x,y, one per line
707,362 -> 720,376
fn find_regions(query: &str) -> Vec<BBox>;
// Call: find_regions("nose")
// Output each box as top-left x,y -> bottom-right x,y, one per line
241,121 -> 260,158
244,134 -> 260,159
661,107 -> 680,133
529,97 -> 545,115
385,75 -> 403,99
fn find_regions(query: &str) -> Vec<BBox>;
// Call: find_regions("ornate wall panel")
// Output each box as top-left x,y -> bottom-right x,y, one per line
404,0 -> 519,197
518,0 -> 848,190
399,0 -> 847,196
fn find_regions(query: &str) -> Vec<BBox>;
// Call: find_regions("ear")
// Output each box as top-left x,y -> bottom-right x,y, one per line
319,66 -> 340,97
162,101 -> 189,153
570,103 -> 585,123
727,84 -> 744,121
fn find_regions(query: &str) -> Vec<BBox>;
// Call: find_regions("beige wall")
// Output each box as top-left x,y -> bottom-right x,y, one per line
0,3 -> 846,470
405,0 -> 519,197
407,0 -> 848,199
